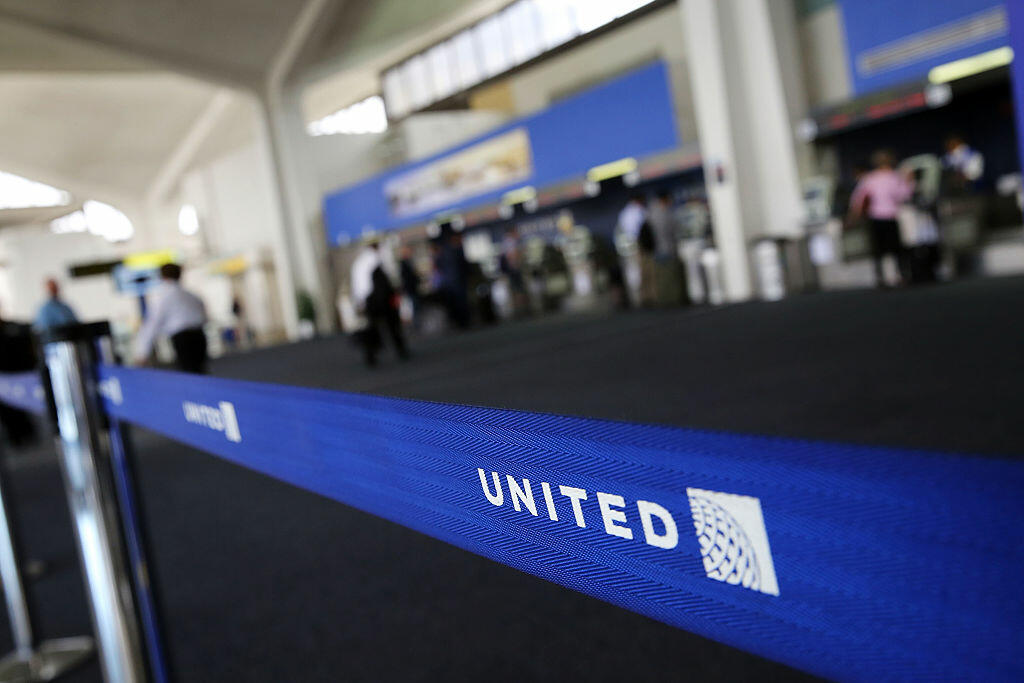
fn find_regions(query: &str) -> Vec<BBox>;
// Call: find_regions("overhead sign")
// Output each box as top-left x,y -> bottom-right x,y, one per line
123,249 -> 177,270
385,128 -> 533,218
841,1 -> 1010,94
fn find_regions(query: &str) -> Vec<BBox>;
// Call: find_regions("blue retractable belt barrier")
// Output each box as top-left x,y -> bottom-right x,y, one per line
96,365 -> 1024,681
0,372 -> 45,416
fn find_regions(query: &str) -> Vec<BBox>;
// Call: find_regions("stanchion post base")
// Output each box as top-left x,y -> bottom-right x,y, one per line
0,636 -> 94,682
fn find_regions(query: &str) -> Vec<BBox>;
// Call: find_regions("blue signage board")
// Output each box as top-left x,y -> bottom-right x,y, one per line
1008,0 -> 1024,170
112,264 -> 160,296
840,0 -> 1009,95
322,61 -> 680,245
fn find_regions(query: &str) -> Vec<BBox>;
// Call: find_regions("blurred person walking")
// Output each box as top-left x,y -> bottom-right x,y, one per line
942,134 -> 984,190
398,246 -> 421,329
848,151 -> 914,288
648,191 -> 687,305
33,278 -> 78,332
618,194 -> 647,241
499,228 -> 528,316
434,231 -> 471,329
134,263 -> 209,373
618,194 -> 655,306
938,134 -> 986,278
223,297 -> 252,350
648,191 -> 679,260
351,239 -> 408,366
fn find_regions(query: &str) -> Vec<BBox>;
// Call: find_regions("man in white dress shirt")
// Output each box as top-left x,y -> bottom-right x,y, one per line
617,194 -> 654,306
135,263 -> 209,373
349,241 -> 382,313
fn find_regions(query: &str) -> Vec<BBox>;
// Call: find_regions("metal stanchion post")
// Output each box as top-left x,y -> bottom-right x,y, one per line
0,434 -> 93,681
41,323 -> 153,683
93,337 -> 171,683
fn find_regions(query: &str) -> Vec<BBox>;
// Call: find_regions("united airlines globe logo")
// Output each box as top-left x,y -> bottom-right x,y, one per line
689,493 -> 762,590
686,488 -> 780,596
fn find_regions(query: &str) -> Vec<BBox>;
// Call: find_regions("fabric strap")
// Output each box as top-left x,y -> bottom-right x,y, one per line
0,372 -> 45,415
75,365 -> 1024,680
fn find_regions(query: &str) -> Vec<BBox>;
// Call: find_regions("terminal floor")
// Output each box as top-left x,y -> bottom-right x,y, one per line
6,276 -> 1024,682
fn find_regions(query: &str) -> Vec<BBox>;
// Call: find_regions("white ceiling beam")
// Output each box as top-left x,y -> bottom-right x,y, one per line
267,0 -> 334,94
145,89 -> 235,206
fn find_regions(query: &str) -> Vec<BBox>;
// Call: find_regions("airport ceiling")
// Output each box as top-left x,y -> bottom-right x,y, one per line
0,0 -> 489,88
0,0 -> 490,225
0,71 -> 226,199
0,0 -> 309,84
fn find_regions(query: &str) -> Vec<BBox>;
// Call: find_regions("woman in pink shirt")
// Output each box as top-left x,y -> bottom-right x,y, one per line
848,150 -> 914,288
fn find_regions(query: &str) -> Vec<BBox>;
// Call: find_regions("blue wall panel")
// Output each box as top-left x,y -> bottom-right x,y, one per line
1009,0 -> 1024,170
322,61 -> 679,245
840,0 -> 1009,95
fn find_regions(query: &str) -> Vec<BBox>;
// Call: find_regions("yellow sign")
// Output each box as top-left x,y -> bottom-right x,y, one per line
502,186 -> 537,206
586,158 -> 638,183
123,249 -> 177,270
929,47 -> 1014,84
208,255 -> 248,275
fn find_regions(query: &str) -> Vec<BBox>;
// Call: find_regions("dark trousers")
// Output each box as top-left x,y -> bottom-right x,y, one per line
364,308 -> 408,366
869,219 -> 906,287
908,244 -> 941,284
171,327 -> 208,374
444,286 -> 471,329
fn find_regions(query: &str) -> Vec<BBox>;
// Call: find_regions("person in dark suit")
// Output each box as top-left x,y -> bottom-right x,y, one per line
398,246 -> 421,330
351,240 -> 409,366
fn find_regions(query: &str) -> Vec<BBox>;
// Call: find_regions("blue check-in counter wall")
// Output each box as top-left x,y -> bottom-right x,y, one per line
322,61 -> 682,246
837,0 -> 1011,95
828,0 -> 1024,167
1007,1 -> 1024,170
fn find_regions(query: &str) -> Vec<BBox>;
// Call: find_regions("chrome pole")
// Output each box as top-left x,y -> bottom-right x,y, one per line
42,324 -> 149,683
0,457 -> 34,660
94,337 -> 171,683
0,432 -> 94,681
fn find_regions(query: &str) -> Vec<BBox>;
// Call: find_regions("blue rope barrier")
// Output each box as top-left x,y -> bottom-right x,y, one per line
96,364 -> 1023,681
0,372 -> 45,416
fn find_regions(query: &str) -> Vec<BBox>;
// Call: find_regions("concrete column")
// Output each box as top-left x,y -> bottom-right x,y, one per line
255,0 -> 335,340
736,0 -> 810,228
680,0 -> 753,302
257,88 -> 335,337
681,0 -> 808,299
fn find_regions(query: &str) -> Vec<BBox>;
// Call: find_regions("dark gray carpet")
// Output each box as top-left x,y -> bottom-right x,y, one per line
4,276 -> 1023,682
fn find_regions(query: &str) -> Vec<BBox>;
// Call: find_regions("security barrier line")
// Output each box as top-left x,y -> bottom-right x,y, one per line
0,372 -> 46,416
92,364 -> 1024,681
0,370 -> 95,679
